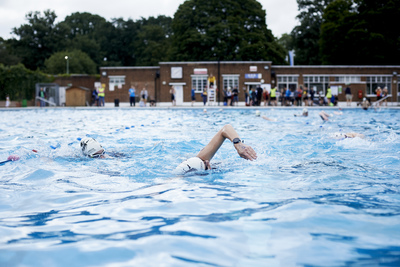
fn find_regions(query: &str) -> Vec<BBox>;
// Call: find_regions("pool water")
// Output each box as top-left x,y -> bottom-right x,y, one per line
0,107 -> 399,266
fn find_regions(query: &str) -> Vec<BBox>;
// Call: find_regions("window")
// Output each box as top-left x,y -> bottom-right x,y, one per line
223,75 -> 239,90
191,75 -> 208,93
366,76 -> 392,95
303,75 -> 330,95
277,75 -> 298,91
109,76 -> 125,91
334,76 -> 361,83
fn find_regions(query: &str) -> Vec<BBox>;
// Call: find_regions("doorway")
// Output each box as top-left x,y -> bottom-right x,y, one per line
174,85 -> 183,105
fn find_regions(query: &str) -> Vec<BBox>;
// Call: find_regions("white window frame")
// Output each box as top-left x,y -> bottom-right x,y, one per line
222,74 -> 239,91
277,75 -> 299,91
191,75 -> 208,93
334,75 -> 361,83
109,76 -> 125,91
366,75 -> 392,95
303,75 -> 330,95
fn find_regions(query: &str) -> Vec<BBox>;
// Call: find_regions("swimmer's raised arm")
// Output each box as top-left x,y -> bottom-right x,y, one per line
196,124 -> 257,165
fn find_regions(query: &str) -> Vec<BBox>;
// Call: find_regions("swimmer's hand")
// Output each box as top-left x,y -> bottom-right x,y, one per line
234,143 -> 257,161
204,160 -> 211,170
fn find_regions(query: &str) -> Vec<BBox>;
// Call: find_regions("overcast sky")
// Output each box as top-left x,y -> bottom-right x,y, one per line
0,0 -> 299,40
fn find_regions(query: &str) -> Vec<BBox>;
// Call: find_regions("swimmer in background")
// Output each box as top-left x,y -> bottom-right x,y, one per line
255,110 -> 277,121
319,111 -> 332,121
361,98 -> 370,110
331,132 -> 365,139
294,108 -> 308,117
80,137 -> 123,158
174,124 -> 257,175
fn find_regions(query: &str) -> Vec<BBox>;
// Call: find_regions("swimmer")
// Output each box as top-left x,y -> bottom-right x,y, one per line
361,98 -> 370,110
80,137 -> 113,158
319,111 -> 332,121
262,116 -> 277,121
294,108 -> 308,117
174,124 -> 257,175
331,132 -> 365,139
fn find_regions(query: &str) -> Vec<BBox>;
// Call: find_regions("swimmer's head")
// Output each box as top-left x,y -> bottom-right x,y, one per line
303,108 -> 308,113
331,132 -> 346,140
80,137 -> 105,158
174,157 -> 206,175
255,110 -> 261,117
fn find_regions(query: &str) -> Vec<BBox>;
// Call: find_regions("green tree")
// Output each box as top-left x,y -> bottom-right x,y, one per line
59,12 -> 108,66
9,10 -> 69,70
0,64 -> 51,101
291,0 -> 334,65
0,37 -> 21,66
320,0 -> 400,65
134,16 -> 172,66
169,0 -> 286,63
44,50 -> 97,74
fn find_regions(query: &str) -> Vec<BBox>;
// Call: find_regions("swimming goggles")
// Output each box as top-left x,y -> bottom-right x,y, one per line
89,149 -> 106,158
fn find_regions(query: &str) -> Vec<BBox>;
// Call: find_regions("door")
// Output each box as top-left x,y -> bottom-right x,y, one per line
174,85 -> 183,105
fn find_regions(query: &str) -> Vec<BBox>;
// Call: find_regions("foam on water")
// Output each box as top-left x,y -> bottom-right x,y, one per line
0,108 -> 399,266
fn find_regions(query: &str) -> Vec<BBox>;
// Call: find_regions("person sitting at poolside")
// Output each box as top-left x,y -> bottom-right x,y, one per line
294,108 -> 308,117
174,124 -> 257,175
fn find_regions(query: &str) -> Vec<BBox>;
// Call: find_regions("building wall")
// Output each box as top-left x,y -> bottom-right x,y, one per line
100,67 -> 159,103
54,75 -> 99,89
159,61 -> 272,103
99,63 -> 400,104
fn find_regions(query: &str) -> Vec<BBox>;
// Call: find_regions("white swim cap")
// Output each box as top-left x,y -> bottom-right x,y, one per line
255,110 -> 261,116
80,137 -> 104,157
303,108 -> 308,113
332,132 -> 346,140
174,157 -> 205,175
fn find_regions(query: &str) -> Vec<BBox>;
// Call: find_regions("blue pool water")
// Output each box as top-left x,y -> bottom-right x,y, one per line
0,107 -> 399,266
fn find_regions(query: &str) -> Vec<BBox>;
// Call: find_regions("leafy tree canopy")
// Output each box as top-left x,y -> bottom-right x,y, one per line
170,0 -> 286,63
44,50 -> 97,74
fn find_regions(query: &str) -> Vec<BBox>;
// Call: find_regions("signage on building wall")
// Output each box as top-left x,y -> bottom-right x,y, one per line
245,73 -> 262,79
250,66 -> 257,72
194,68 -> 208,75
171,67 -> 183,79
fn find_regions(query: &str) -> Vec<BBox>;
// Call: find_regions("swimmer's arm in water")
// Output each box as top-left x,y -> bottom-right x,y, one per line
196,124 -> 257,165
345,132 -> 365,138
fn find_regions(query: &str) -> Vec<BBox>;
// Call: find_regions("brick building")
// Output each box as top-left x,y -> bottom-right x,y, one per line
99,62 -> 400,105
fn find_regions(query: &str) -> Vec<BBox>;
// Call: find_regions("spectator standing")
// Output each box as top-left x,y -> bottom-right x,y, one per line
232,87 -> 239,106
382,87 -> 388,106
141,88 -> 148,106
270,86 -> 277,106
191,87 -> 196,106
295,87 -> 303,106
38,87 -> 46,107
285,87 -> 291,106
170,86 -> 176,106
345,85 -> 352,106
263,87 -> 269,106
227,87 -> 232,106
98,86 -> 105,106
310,87 -> 315,106
128,86 -> 136,107
256,86 -> 263,106
202,87 -> 208,106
